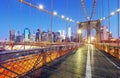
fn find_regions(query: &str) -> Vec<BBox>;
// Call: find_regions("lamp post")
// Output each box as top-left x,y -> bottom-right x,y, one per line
77,29 -> 82,43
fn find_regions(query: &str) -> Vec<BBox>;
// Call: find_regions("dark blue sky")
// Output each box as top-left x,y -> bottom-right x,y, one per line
0,0 -> 119,40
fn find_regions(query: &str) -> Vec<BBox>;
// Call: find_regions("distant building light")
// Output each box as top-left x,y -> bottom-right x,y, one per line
101,28 -> 103,30
39,4 -> 44,10
106,29 -> 108,32
72,20 -> 75,22
87,17 -> 90,20
103,17 -> 105,20
110,32 -> 112,34
76,21 -> 79,23
100,18 -> 103,21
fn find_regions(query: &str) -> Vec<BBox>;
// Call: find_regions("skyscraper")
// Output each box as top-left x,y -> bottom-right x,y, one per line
30,31 -> 36,42
100,26 -> 109,41
68,26 -> 71,39
24,28 -> 31,42
54,32 -> 60,42
35,29 -> 40,42
9,30 -> 15,42
16,35 -> 23,42
41,31 -> 48,42
58,30 -> 65,41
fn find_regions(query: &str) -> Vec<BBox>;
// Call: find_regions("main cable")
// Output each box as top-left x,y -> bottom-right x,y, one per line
80,0 -> 97,21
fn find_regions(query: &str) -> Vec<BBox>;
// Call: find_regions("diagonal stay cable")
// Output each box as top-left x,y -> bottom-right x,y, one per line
80,0 -> 97,21
81,0 -> 88,20
90,0 -> 96,20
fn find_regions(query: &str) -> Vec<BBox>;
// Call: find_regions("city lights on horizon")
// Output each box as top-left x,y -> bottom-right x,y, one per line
101,26 -> 112,34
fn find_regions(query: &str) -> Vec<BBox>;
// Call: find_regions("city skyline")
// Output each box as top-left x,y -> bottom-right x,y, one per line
0,0 -> 119,40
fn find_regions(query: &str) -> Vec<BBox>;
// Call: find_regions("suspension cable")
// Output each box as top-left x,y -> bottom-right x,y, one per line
101,0 -> 104,43
81,0 -> 88,20
108,0 -> 111,48
8,0 -> 10,36
108,0 -> 110,39
90,0 -> 96,20
102,0 -> 104,25
50,0 -> 53,43
80,0 -> 96,21
66,0 -> 68,38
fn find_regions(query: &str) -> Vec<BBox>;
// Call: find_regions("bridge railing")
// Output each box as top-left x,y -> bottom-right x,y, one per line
94,43 -> 120,60
0,43 -> 82,78
0,42 -> 79,51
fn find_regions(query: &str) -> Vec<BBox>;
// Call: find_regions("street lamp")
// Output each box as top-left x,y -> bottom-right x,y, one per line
103,17 -> 105,20
77,29 -> 81,34
116,8 -> 120,12
61,15 -> 65,19
66,17 -> 69,21
53,11 -> 58,16
110,12 -> 115,15
39,4 -> 44,10
91,36 -> 95,42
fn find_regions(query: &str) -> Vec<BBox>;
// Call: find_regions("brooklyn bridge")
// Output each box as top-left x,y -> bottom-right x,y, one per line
0,0 -> 120,78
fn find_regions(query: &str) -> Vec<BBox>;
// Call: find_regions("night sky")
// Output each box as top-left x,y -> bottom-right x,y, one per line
0,0 -> 119,40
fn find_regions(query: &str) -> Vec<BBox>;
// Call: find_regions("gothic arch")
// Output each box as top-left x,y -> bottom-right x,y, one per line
78,20 -> 101,43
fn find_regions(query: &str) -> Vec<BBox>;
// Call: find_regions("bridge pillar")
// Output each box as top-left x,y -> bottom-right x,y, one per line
96,20 -> 101,43
87,21 -> 91,43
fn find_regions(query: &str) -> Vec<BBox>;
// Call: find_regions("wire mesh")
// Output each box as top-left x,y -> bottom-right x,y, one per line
0,43 -> 81,78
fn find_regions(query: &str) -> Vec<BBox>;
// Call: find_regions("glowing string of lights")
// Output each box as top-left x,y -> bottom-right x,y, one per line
100,8 -> 120,21
19,0 -> 76,23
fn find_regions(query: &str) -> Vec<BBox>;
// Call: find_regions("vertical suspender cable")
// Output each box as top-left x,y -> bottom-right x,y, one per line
117,0 -> 120,47
96,1 -> 98,19
8,0 -> 10,39
8,0 -> 13,49
50,0 -> 53,43
102,0 -> 104,26
80,0 -> 96,20
90,0 -> 96,20
66,0 -> 68,39
108,0 -> 111,50
80,0 -> 88,20
101,0 -> 104,45
100,0 -> 104,43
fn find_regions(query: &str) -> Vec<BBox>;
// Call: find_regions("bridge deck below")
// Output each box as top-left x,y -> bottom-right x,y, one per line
32,45 -> 120,78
